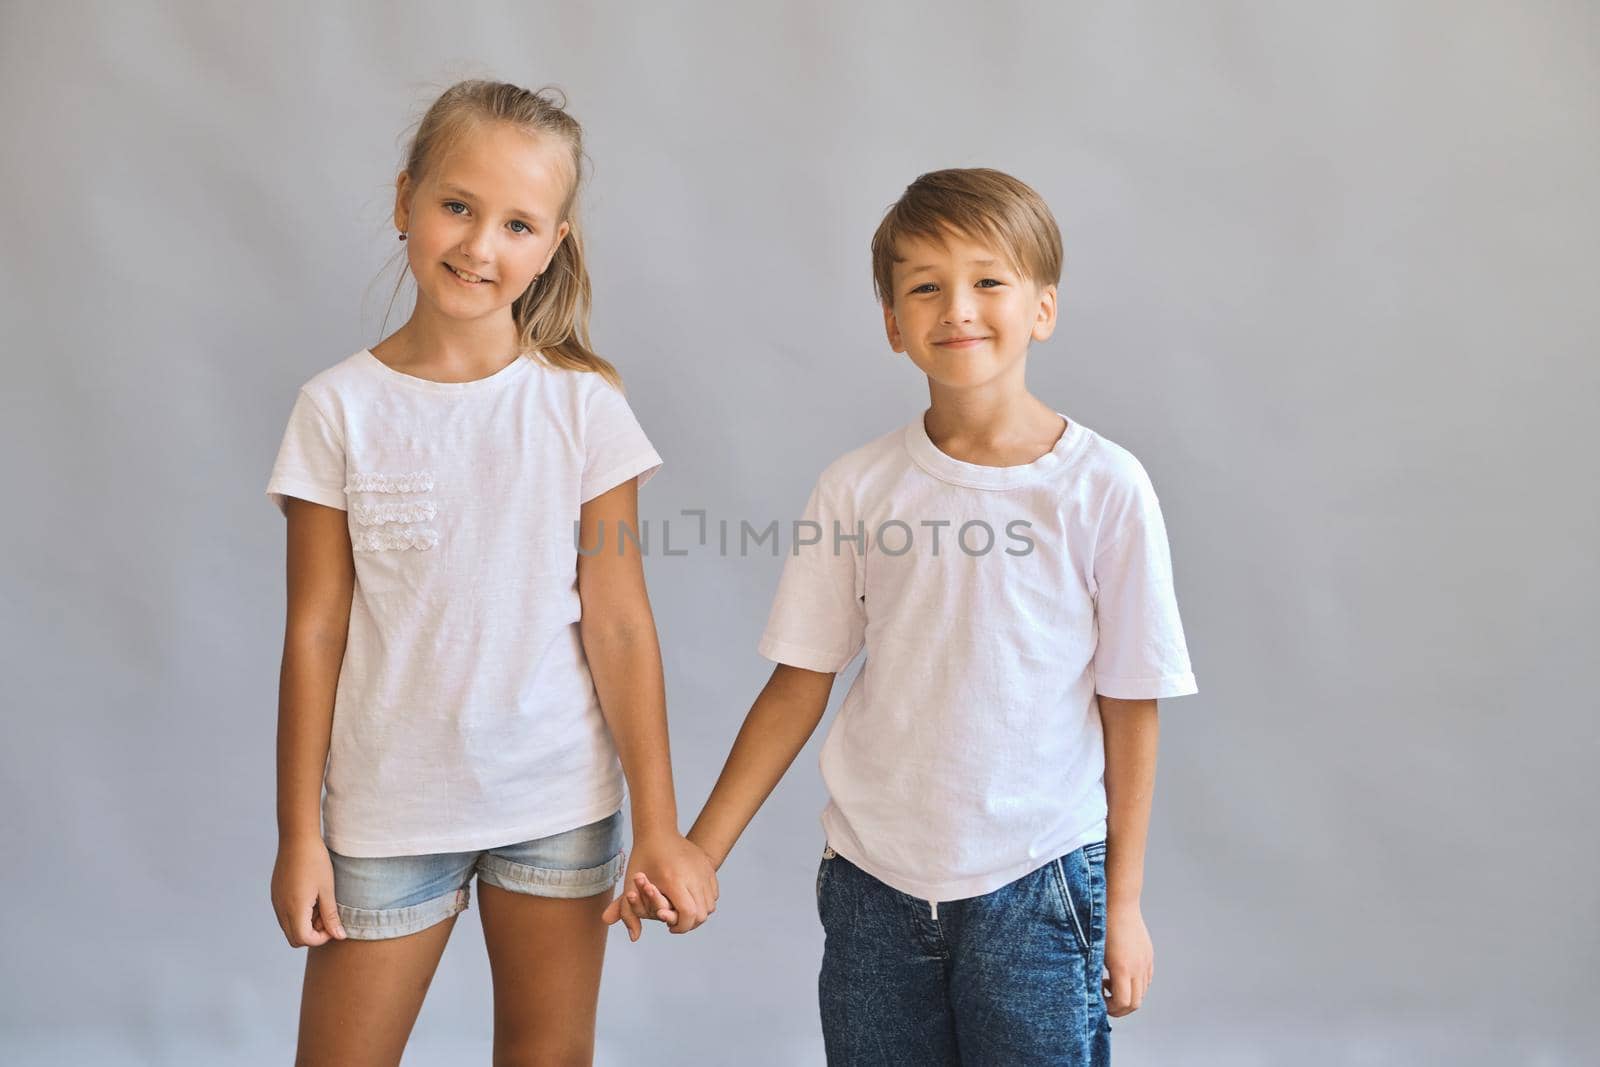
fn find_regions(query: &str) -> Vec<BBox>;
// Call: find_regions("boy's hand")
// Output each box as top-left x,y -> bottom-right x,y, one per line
1103,898 -> 1154,1017
270,835 -> 347,947
623,871 -> 680,927
603,832 -> 717,939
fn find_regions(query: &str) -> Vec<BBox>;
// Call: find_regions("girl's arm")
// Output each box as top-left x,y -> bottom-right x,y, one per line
577,477 -> 717,937
1100,695 -> 1160,1017
270,497 -> 354,946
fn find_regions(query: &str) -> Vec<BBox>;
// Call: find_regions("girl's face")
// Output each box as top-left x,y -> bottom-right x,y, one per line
394,122 -> 573,325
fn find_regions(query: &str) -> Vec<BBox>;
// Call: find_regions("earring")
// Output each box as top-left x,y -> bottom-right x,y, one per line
398,231 -> 407,241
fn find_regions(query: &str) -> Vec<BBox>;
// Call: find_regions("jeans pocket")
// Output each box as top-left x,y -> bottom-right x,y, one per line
1050,850 -> 1095,955
815,844 -> 837,920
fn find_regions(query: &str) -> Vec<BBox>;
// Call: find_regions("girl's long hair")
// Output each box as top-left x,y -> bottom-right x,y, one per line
391,80 -> 620,387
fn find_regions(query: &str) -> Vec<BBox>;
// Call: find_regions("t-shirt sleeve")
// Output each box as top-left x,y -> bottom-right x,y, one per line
1092,463 -> 1198,700
756,474 -> 867,674
265,389 -> 347,515
581,379 -> 663,503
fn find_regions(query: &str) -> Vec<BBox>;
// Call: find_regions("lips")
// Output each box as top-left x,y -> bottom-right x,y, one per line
934,336 -> 988,347
445,263 -> 491,284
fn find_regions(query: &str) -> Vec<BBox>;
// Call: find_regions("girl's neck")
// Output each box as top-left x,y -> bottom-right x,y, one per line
374,307 -> 523,382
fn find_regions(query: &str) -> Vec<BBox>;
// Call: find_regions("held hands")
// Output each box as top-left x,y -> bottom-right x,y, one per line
1103,897 -> 1154,1017
270,835 -> 347,947
601,831 -> 717,940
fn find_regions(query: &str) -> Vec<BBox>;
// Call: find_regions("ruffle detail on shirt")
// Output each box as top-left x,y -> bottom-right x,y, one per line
351,499 -> 438,527
351,527 -> 439,552
346,471 -> 435,494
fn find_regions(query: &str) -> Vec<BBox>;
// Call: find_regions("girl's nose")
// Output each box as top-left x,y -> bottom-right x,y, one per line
459,226 -> 494,264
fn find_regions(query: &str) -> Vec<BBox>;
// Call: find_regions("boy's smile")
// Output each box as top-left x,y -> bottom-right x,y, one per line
882,230 -> 1057,393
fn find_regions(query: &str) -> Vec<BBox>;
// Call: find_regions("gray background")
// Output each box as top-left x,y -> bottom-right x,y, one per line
2,1 -> 1596,1064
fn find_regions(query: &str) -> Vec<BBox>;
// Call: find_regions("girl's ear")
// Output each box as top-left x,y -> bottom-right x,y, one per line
392,171 -> 414,235
882,302 -> 906,353
540,219 -> 572,275
1031,283 -> 1059,344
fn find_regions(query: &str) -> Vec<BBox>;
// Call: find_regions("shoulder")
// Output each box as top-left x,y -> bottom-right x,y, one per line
809,422 -> 911,502
293,351 -> 380,409
1061,420 -> 1159,503
533,356 -> 629,413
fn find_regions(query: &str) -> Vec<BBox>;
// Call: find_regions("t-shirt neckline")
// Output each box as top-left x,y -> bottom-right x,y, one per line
904,409 -> 1085,489
359,348 -> 533,394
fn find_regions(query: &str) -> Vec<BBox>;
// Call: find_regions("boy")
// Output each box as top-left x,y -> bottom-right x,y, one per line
610,168 -> 1197,1065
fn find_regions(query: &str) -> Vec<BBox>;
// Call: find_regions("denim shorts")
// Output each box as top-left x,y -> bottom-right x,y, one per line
816,840 -> 1111,1066
329,811 -> 625,940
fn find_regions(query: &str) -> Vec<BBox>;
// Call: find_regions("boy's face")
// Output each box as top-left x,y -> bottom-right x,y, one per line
393,122 -> 572,325
882,229 -> 1057,393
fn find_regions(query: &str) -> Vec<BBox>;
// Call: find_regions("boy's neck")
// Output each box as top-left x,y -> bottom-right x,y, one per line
923,379 -> 1067,469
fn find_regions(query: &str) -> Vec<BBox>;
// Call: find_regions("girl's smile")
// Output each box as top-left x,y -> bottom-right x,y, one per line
445,262 -> 492,285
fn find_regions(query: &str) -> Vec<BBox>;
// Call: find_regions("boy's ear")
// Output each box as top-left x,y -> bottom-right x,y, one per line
1031,283 -> 1059,344
392,171 -> 413,235
882,302 -> 907,353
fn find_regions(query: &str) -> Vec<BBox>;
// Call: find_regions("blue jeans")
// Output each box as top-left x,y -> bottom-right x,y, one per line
816,841 -> 1111,1066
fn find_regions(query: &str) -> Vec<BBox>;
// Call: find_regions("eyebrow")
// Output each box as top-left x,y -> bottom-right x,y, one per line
903,258 -> 1004,275
439,184 -> 543,222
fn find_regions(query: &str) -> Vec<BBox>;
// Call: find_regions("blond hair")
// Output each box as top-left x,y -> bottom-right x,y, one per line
870,168 -> 1062,306
393,79 -> 620,387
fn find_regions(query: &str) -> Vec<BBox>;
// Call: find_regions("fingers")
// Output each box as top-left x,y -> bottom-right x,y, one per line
620,892 -> 643,942
1105,970 -> 1137,1017
283,896 -> 329,948
632,874 -> 678,923
664,885 -> 706,934
316,885 -> 346,940
600,894 -> 625,926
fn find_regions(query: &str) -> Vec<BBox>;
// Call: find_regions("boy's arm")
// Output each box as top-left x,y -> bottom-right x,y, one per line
1100,695 -> 1160,1017
687,663 -> 837,868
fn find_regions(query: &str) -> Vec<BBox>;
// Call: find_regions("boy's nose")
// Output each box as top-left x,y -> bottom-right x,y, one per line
940,298 -> 975,325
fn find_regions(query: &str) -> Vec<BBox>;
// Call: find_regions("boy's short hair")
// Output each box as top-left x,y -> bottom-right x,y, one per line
871,168 -> 1063,305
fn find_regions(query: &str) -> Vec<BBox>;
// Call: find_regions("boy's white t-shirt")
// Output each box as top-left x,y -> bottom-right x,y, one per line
266,350 -> 662,857
759,413 -> 1197,902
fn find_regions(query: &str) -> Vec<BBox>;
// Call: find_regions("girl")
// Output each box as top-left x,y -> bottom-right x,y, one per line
266,80 -> 715,1066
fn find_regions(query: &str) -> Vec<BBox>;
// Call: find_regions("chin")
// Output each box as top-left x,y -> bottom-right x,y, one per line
918,363 -> 1007,390
423,286 -> 495,315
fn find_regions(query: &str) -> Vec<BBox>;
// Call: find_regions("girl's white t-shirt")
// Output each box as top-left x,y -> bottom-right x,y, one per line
759,413 -> 1197,902
266,350 -> 662,857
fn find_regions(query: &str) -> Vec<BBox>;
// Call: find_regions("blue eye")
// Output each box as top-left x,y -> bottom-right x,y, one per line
444,200 -> 468,215
976,278 -> 1002,288
509,220 -> 531,234
910,283 -> 937,295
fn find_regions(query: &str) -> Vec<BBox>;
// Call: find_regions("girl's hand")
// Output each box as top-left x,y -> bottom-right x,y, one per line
603,832 -> 717,939
271,835 -> 346,947
1103,898 -> 1154,1017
